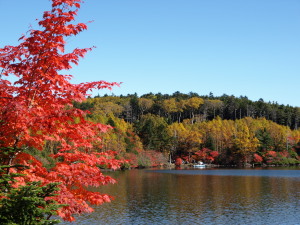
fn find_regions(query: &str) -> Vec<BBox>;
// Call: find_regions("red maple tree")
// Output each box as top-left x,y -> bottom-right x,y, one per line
0,0 -> 122,221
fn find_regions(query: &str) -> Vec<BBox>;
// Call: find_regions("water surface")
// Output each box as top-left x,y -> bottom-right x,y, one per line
62,168 -> 300,225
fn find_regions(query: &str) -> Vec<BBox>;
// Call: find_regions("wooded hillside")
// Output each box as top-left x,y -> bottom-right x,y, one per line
75,92 -> 299,128
74,92 -> 300,166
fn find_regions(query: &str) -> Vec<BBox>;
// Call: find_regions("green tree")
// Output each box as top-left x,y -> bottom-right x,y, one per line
256,128 -> 274,153
134,114 -> 171,152
0,167 -> 61,225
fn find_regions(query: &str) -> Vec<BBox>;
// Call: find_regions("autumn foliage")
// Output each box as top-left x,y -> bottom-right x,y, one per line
253,153 -> 263,163
174,158 -> 183,166
194,148 -> 219,163
75,93 -> 300,166
0,0 -> 122,222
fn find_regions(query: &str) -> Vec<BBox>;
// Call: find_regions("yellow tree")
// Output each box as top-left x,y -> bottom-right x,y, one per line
95,101 -> 124,116
168,122 -> 202,161
138,98 -> 154,115
176,99 -> 186,122
162,98 -> 178,118
87,97 -> 124,116
184,97 -> 204,123
232,119 -> 260,164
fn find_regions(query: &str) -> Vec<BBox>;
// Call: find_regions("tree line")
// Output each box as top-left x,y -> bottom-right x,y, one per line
75,92 -> 300,129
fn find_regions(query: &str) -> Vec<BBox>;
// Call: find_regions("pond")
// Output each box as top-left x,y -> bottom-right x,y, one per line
62,167 -> 300,225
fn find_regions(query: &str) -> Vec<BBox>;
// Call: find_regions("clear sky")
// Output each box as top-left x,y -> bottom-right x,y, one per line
1,0 -> 299,106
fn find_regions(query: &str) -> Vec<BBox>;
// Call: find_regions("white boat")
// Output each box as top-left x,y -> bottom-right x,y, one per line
193,161 -> 206,168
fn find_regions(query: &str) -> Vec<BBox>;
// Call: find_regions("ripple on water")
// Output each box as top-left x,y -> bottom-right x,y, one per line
61,169 -> 300,225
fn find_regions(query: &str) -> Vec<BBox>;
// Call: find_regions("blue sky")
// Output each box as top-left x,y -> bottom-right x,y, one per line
1,0 -> 299,106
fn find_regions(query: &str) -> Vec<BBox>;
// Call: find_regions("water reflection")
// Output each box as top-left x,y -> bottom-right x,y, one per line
62,168 -> 300,225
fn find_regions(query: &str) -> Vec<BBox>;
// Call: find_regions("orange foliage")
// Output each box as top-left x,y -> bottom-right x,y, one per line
0,0 -> 122,222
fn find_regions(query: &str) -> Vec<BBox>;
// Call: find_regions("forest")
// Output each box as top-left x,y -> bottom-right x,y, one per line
73,92 -> 300,167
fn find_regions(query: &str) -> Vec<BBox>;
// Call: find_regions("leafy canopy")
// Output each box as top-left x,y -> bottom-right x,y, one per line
0,0 -> 122,222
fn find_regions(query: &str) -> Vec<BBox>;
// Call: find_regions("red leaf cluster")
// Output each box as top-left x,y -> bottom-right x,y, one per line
253,153 -> 263,163
265,150 -> 277,158
12,151 -> 123,221
0,0 -> 122,222
194,148 -> 219,163
175,157 -> 183,166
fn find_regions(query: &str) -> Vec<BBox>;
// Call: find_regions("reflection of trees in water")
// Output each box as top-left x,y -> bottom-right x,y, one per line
68,170 -> 300,224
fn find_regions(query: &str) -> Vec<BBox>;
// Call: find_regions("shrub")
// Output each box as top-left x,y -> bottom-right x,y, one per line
175,158 -> 183,166
253,153 -> 263,163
